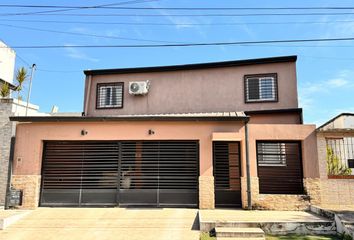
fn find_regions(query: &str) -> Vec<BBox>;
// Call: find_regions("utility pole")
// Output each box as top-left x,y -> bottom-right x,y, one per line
25,64 -> 36,116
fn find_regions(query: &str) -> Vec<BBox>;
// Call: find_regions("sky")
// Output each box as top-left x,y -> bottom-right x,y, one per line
1,0 -> 354,126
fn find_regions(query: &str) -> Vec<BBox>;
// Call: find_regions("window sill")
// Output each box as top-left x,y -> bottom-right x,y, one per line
328,175 -> 354,179
245,99 -> 278,104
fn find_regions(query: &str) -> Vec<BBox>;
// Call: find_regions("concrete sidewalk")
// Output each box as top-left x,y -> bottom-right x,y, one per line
0,208 -> 200,240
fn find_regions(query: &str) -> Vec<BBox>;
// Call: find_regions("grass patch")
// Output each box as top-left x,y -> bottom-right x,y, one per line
266,234 -> 342,240
200,232 -> 216,240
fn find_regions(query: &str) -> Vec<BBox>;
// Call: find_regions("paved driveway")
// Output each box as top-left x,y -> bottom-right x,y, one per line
0,208 -> 200,240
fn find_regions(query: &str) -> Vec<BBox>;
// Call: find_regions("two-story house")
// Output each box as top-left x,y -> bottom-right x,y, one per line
10,55 -> 320,210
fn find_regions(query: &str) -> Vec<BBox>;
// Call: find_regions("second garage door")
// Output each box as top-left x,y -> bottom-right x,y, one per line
40,141 -> 199,207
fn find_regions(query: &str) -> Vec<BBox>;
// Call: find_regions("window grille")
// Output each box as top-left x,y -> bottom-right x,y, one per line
97,83 -> 123,109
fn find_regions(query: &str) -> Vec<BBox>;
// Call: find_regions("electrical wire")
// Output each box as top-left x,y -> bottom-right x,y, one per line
1,0 -> 157,15
1,18 -> 354,26
3,12 -> 354,17
2,37 -> 354,49
0,23 -> 185,44
1,5 -> 354,10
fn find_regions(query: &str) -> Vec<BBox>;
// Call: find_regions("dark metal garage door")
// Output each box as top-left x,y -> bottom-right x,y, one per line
40,141 -> 119,206
40,141 -> 198,207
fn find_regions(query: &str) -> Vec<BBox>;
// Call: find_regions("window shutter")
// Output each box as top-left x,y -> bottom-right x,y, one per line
247,78 -> 260,100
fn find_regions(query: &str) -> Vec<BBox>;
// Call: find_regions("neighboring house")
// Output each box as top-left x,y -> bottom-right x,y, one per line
0,40 -> 17,97
0,41 -> 49,207
0,40 -> 16,86
0,99 -> 46,206
10,55 -> 321,210
317,113 -> 354,205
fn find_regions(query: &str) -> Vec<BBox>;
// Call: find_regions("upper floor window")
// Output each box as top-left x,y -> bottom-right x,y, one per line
244,73 -> 278,103
96,82 -> 124,109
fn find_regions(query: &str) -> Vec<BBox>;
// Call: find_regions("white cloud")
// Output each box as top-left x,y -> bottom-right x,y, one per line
64,45 -> 99,62
298,69 -> 354,109
327,78 -> 348,87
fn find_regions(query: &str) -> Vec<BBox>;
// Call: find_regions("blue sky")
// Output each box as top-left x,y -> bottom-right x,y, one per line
1,0 -> 354,126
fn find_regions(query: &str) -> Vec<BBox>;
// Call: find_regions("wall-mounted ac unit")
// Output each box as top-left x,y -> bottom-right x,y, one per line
129,80 -> 150,95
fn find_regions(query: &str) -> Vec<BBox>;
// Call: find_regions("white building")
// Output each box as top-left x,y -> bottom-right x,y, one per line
0,40 -> 16,85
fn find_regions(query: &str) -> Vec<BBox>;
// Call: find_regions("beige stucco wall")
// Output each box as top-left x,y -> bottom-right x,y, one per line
12,122 -> 317,178
11,121 -> 317,209
248,124 -> 319,178
84,62 -> 298,116
12,121 -> 245,177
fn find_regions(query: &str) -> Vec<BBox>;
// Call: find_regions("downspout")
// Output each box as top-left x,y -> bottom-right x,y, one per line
5,137 -> 15,209
83,75 -> 92,116
244,119 -> 252,210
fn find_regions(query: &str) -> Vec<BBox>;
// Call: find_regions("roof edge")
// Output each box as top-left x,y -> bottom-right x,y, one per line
10,115 -> 249,123
245,108 -> 302,115
317,112 -> 354,130
84,55 -> 297,76
0,78 -> 16,90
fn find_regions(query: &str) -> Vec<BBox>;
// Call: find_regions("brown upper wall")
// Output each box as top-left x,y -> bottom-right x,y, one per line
84,56 -> 298,116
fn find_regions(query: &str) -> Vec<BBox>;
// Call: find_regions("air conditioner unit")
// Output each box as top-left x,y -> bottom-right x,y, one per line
129,80 -> 150,95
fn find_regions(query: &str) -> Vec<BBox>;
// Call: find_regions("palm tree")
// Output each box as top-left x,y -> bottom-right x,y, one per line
0,82 -> 10,98
14,67 -> 28,101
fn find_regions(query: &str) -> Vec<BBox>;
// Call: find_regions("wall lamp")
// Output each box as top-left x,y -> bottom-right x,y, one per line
148,129 -> 155,135
81,130 -> 88,136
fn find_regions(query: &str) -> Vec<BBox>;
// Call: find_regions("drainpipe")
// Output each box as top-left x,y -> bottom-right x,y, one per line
244,119 -> 252,210
5,137 -> 15,209
83,75 -> 92,116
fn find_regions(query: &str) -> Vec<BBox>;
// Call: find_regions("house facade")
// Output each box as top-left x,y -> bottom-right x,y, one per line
317,113 -> 354,205
10,56 -> 320,210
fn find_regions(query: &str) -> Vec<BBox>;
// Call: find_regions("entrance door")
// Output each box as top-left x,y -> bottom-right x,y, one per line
213,141 -> 242,207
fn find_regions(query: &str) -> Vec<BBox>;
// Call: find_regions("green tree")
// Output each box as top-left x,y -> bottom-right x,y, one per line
14,67 -> 28,100
0,82 -> 10,98
327,146 -> 352,176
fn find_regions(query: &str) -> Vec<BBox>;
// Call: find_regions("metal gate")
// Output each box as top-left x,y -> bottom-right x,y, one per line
40,141 -> 119,206
213,141 -> 242,208
40,141 -> 198,207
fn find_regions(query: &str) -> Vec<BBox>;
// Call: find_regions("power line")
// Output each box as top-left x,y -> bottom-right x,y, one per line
2,37 -> 354,49
3,12 -> 354,17
36,68 -> 82,73
1,5 -> 354,10
15,53 -> 31,67
2,0 -> 156,15
0,23 -> 184,44
1,18 -> 354,26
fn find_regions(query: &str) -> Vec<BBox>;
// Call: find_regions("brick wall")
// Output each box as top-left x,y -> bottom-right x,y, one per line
317,133 -> 354,205
241,177 -> 320,210
11,175 -> 41,209
199,176 -> 215,209
0,101 -> 15,206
